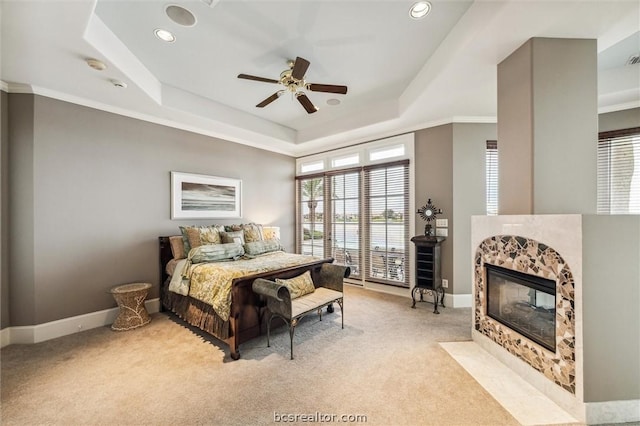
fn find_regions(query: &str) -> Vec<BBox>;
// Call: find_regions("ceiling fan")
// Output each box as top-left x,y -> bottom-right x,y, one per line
237,56 -> 348,114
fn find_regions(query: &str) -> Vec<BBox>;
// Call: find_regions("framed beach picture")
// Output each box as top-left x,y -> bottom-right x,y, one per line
171,172 -> 242,219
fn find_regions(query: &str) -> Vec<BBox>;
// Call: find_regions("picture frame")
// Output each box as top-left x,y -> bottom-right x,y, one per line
171,172 -> 242,219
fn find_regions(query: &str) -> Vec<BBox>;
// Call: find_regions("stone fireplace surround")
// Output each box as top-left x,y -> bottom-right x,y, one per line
471,214 -> 640,424
475,234 -> 576,394
471,215 -> 587,419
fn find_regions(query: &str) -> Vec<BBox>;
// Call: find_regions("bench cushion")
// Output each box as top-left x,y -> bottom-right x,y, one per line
291,287 -> 342,317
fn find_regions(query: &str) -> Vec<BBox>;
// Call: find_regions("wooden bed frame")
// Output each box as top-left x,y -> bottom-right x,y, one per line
159,236 -> 334,360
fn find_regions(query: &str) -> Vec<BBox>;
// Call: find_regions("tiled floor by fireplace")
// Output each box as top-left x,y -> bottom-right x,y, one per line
441,342 -> 580,425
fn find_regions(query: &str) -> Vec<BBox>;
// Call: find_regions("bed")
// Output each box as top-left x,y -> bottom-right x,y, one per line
158,228 -> 335,360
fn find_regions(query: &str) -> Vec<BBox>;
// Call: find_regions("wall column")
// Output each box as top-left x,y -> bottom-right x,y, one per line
498,38 -> 598,214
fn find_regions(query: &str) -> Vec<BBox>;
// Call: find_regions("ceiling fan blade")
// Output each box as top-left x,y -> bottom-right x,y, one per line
256,92 -> 282,108
238,73 -> 279,84
307,83 -> 348,94
291,57 -> 310,80
296,93 -> 317,114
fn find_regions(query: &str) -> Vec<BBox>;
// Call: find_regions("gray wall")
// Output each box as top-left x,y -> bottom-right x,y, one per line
582,215 -> 640,402
580,105 -> 640,403
414,125 -> 454,293
599,107 -> 640,132
498,38 -> 598,215
497,39 -> 533,214
8,94 -> 36,328
4,94 -> 637,329
531,38 -> 597,215
7,94 -> 295,326
452,123 -> 496,295
1,90 -> 8,329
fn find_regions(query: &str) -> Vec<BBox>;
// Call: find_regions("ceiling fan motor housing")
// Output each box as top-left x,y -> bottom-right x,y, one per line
280,69 -> 305,93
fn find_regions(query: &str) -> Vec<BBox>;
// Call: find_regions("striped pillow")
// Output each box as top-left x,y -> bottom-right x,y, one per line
188,243 -> 244,264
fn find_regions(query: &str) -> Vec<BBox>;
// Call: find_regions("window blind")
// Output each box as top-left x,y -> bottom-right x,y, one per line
597,128 -> 640,214
486,140 -> 499,216
328,169 -> 361,278
296,160 -> 410,288
363,160 -> 410,287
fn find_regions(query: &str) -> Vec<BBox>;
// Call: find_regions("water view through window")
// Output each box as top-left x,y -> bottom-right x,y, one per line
297,161 -> 409,287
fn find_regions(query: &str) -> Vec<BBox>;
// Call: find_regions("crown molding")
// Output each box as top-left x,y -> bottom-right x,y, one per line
598,100 -> 640,114
4,82 -> 34,93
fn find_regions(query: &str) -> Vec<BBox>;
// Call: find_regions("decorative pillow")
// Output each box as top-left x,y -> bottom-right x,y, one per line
169,236 -> 186,260
188,243 -> 244,264
241,223 -> 264,243
276,270 -> 316,300
180,225 -> 224,252
220,230 -> 245,245
186,225 -> 223,249
224,223 -> 265,243
244,239 -> 282,256
179,226 -> 194,254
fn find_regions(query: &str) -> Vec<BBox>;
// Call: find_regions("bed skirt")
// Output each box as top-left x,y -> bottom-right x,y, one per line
162,279 -> 230,339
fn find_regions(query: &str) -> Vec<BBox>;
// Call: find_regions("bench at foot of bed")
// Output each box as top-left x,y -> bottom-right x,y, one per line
252,263 -> 350,359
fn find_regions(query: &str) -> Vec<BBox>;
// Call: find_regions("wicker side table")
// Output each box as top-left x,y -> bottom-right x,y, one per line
110,282 -> 152,331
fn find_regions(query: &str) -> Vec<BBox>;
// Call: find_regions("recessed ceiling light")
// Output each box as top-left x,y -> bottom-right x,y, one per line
86,58 -> 107,71
154,28 -> 176,42
409,1 -> 431,19
166,5 -> 196,27
327,98 -> 341,106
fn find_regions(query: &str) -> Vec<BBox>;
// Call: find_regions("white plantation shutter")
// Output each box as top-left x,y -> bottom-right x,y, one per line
597,128 -> 640,214
486,140 -> 499,216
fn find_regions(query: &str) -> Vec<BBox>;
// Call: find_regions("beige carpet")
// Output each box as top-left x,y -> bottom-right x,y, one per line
1,285 -> 520,425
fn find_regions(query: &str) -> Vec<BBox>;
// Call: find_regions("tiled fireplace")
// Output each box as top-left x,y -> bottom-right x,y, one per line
471,214 -> 640,424
471,214 -> 586,420
474,234 -> 576,394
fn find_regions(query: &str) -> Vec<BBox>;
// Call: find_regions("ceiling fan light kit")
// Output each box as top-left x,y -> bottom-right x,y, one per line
238,56 -> 348,114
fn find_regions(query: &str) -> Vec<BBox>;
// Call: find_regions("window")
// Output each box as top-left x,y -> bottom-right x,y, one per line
300,160 -> 324,174
369,144 -> 405,162
486,140 -> 498,215
331,154 -> 359,168
297,175 -> 325,256
296,161 -> 410,287
329,170 -> 361,278
364,161 -> 410,286
597,128 -> 640,214
296,134 -> 413,288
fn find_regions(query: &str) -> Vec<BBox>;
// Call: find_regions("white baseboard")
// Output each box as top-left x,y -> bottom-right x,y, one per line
445,293 -> 472,308
585,399 -> 640,424
0,298 -> 160,348
352,282 -> 472,309
0,327 -> 10,347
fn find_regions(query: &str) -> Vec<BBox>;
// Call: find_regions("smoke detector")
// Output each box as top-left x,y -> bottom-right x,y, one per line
110,79 -> 127,89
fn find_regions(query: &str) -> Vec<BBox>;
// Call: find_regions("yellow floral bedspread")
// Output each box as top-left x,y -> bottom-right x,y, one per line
184,252 -> 322,321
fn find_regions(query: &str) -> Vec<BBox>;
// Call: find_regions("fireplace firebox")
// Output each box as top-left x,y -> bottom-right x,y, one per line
485,264 -> 556,352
